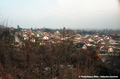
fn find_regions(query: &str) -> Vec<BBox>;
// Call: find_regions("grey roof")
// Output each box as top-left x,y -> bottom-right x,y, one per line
76,43 -> 85,48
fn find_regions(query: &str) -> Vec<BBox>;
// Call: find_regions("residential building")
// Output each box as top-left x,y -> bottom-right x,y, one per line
76,43 -> 87,50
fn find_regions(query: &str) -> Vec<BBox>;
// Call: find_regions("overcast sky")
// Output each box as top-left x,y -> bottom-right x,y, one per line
0,0 -> 120,29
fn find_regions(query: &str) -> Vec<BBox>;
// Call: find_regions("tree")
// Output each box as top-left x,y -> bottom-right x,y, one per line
17,25 -> 20,29
31,27 -> 33,31
62,27 -> 66,37
17,25 -> 22,31
45,28 -> 51,32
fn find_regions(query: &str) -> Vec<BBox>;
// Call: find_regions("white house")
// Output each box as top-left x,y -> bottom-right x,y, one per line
35,33 -> 39,37
43,36 -> 49,40
30,38 -> 36,43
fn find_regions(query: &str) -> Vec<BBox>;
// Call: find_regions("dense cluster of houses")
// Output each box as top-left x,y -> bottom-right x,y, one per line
78,34 -> 116,52
14,29 -> 120,53
15,29 -> 82,45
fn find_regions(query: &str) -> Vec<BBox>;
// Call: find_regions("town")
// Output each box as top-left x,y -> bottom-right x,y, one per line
0,25 -> 120,79
11,26 -> 120,53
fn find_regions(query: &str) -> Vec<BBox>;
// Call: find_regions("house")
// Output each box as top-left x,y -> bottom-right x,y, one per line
30,32 -> 34,36
98,40 -> 105,44
98,37 -> 103,41
65,34 -> 71,39
96,45 -> 113,52
48,38 -> 60,43
94,37 -> 103,40
83,40 -> 90,46
76,43 -> 87,50
35,33 -> 39,37
49,33 -> 55,37
54,31 -> 60,35
26,31 -> 32,34
108,39 -> 116,44
117,33 -> 120,36
87,38 -> 94,42
30,38 -> 35,43
43,36 -> 49,40
43,32 -> 48,35
114,38 -> 120,42
84,35 -> 90,38
93,35 -> 98,38
103,36 -> 110,40
60,36 -> 66,40
36,30 -> 42,33
24,36 -> 29,40
94,39 -> 100,44
96,45 -> 104,50
22,34 -> 27,37
43,32 -> 49,36
74,34 -> 81,40
22,34 -> 29,40
105,39 -> 116,44
100,46 -> 113,52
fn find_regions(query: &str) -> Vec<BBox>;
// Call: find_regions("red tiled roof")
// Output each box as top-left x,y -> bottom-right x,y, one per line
101,46 -> 111,50
99,40 -> 105,43
83,40 -> 90,44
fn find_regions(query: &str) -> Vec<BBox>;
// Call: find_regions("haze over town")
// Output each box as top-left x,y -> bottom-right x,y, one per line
0,0 -> 120,29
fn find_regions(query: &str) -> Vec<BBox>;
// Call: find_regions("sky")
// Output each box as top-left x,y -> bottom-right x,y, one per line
0,0 -> 120,29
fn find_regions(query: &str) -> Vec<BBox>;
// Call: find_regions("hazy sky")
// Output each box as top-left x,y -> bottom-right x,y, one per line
0,0 -> 120,29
